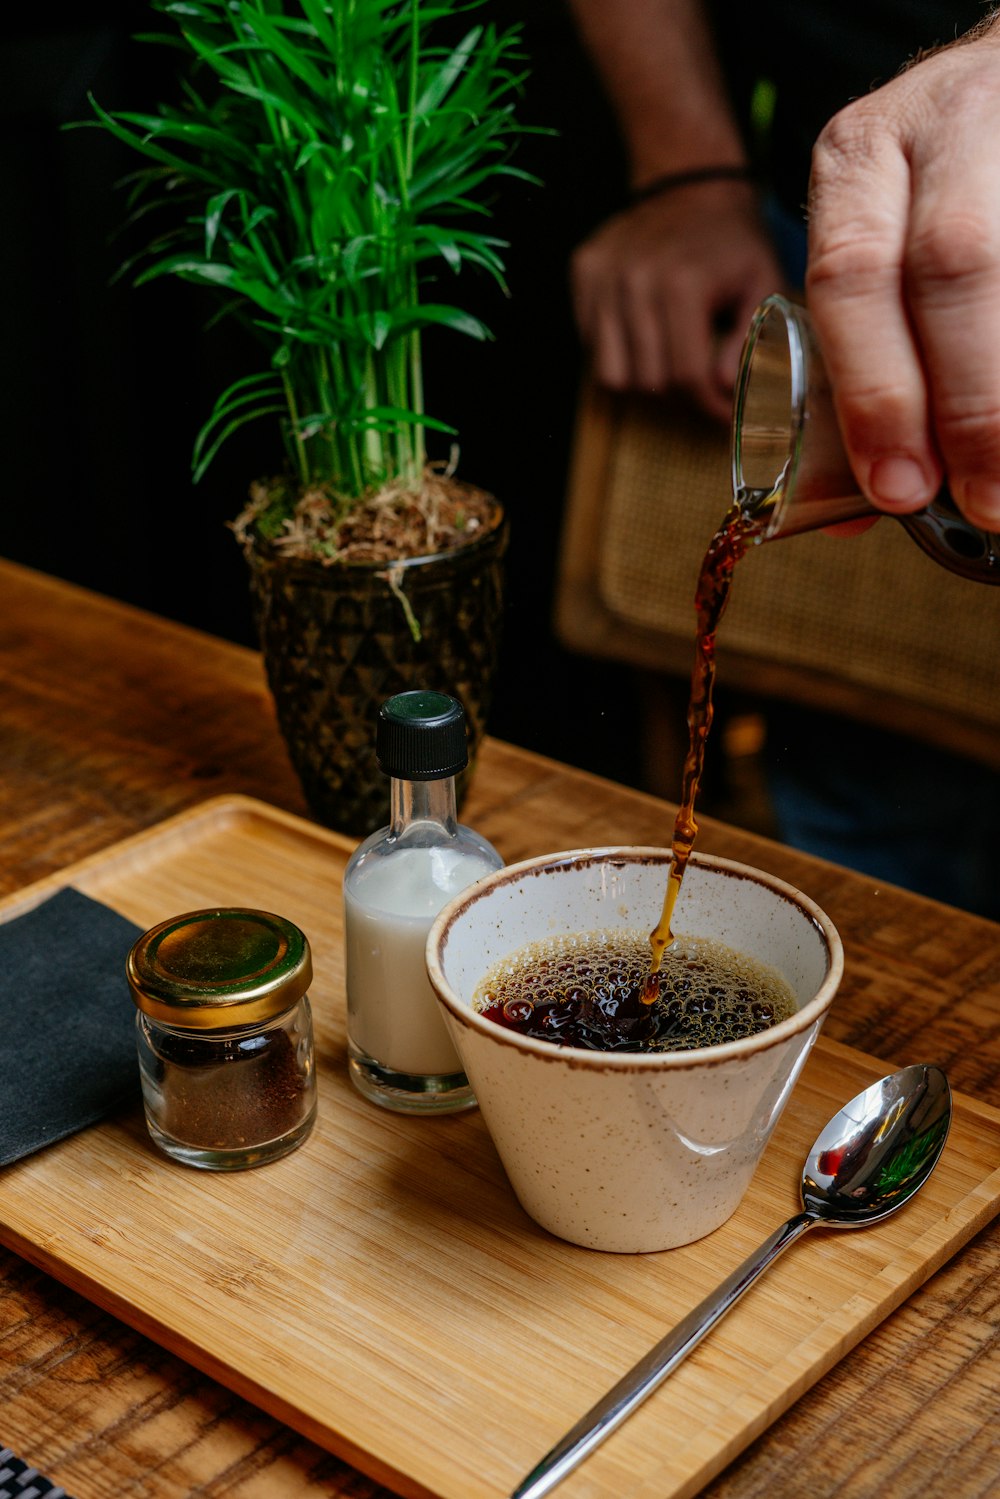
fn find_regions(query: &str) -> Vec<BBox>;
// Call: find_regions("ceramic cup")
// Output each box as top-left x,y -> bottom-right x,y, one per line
426,848 -> 843,1253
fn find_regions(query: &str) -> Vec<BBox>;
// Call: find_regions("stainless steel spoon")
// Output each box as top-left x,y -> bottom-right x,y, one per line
511,1063 -> 952,1499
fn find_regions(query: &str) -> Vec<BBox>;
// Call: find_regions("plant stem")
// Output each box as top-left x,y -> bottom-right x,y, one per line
403,1 -> 423,478
281,368 -> 309,485
406,0 -> 419,179
363,347 -> 385,480
409,276 -> 425,475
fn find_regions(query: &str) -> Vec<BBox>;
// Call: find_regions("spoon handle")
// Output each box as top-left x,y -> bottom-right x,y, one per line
510,1210 -> 816,1499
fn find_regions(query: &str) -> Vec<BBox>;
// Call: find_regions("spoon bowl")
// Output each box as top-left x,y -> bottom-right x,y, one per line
803,1064 -> 951,1224
513,1063 -> 952,1499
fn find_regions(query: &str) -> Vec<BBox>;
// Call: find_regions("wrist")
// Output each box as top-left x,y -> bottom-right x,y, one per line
629,164 -> 757,205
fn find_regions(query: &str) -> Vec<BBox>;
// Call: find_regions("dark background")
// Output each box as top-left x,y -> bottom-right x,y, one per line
1,1 -> 648,786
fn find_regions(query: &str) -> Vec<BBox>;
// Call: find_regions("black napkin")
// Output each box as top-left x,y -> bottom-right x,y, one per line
0,888 -> 143,1167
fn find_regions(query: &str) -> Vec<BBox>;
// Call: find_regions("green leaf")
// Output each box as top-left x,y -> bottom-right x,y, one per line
396,303 -> 492,340
230,8 -> 333,101
355,405 -> 456,435
205,187 -> 240,256
414,225 -> 509,279
134,255 -> 239,288
192,401 -> 287,483
362,309 -> 394,350
413,26 -> 481,118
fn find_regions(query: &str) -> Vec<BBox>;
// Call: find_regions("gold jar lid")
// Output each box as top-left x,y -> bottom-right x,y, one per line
127,907 -> 313,1030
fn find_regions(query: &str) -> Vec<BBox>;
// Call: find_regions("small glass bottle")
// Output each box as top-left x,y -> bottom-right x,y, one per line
127,907 -> 317,1169
344,690 -> 503,1114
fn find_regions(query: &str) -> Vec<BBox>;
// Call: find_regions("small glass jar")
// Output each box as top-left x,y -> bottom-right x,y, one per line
127,907 -> 317,1170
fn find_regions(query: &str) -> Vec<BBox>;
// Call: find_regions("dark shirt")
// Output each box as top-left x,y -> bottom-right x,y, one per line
711,2 -> 988,211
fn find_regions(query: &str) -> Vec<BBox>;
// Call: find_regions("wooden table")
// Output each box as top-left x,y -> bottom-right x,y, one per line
0,558 -> 996,1498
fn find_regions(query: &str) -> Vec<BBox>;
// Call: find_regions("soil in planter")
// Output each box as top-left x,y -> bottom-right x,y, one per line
232,464 -> 497,567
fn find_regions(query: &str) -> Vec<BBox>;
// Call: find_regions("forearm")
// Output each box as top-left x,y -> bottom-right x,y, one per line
565,0 -> 746,187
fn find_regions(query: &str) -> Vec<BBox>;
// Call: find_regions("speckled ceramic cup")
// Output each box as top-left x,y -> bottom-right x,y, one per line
426,848 -> 842,1253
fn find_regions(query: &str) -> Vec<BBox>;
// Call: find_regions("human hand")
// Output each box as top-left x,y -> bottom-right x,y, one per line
806,15 -> 1000,533
571,182 -> 785,423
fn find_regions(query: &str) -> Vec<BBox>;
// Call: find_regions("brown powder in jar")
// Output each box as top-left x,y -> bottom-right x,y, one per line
155,1027 -> 307,1149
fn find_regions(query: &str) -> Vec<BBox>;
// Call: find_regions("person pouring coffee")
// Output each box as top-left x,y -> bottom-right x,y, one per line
567,0 -> 1000,534
564,0 -> 1000,919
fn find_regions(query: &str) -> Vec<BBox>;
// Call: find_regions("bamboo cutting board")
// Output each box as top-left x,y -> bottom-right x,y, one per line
0,795 -> 997,1499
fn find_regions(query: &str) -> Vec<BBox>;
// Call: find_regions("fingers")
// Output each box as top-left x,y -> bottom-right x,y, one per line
571,216 -> 714,400
570,189 -> 783,423
584,293 -> 637,391
906,153 -> 1000,529
807,115 -> 943,516
807,30 -> 1000,530
713,277 -> 783,395
662,291 -> 733,421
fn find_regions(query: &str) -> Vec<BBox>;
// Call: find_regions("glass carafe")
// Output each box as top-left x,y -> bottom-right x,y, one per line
732,293 -> 1000,583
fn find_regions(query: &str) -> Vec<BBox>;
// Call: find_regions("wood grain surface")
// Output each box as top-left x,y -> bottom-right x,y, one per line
0,558 -> 998,1498
1,797 -> 995,1499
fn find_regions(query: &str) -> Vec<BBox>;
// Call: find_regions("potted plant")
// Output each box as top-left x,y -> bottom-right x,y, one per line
87,0 -> 533,833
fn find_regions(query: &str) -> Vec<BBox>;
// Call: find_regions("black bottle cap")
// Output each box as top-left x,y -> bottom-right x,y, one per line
375,691 -> 469,781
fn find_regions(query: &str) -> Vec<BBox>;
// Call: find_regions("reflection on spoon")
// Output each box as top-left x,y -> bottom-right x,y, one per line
511,1064 -> 952,1499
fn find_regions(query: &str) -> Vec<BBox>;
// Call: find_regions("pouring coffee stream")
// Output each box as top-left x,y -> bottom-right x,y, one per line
511,1063 -> 953,1499
642,504 -> 763,997
644,291 -> 998,996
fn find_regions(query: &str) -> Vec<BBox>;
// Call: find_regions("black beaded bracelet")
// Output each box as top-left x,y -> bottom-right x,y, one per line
629,164 -> 757,204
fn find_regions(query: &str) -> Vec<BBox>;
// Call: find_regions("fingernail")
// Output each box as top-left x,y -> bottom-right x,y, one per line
868,455 -> 934,509
955,478 -> 1000,528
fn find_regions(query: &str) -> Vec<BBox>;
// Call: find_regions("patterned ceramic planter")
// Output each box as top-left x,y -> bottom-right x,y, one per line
246,499 -> 507,836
